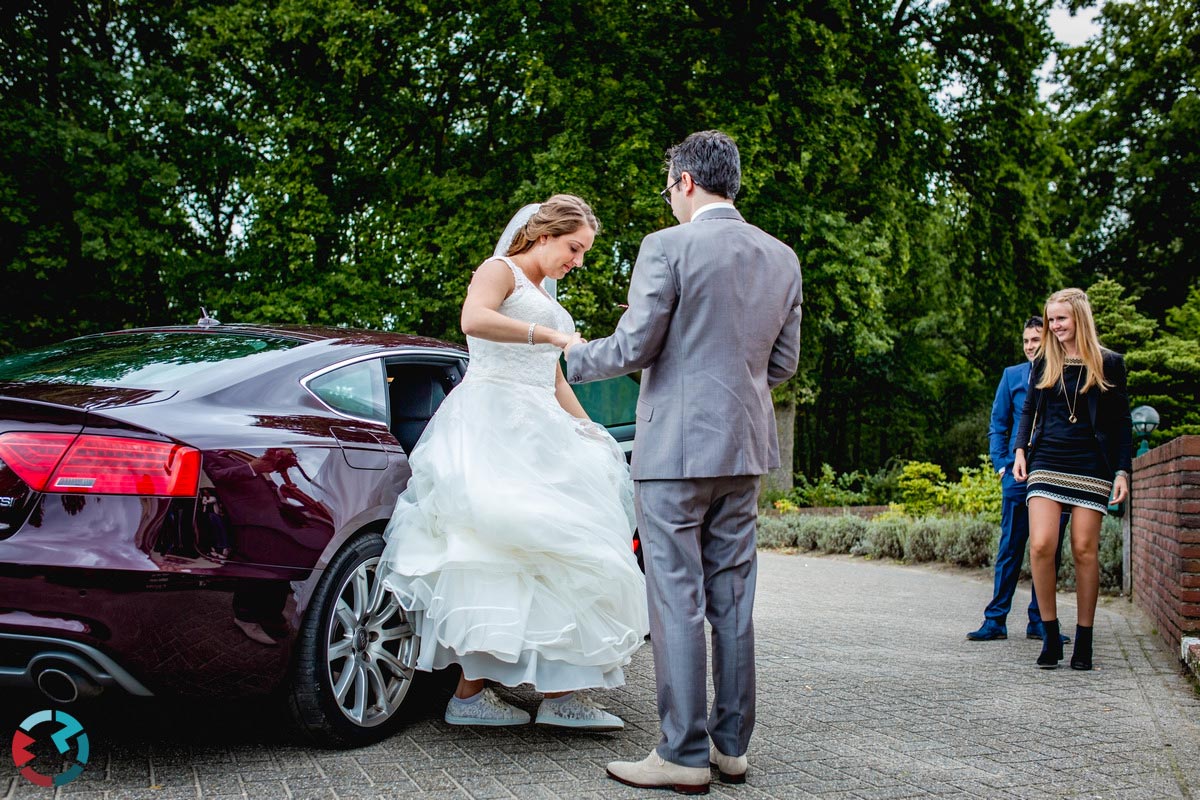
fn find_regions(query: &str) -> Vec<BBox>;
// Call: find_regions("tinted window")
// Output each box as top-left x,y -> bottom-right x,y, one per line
574,374 -> 639,427
0,332 -> 303,388
308,360 -> 388,423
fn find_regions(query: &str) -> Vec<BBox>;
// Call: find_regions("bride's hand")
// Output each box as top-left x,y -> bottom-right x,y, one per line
561,332 -> 585,353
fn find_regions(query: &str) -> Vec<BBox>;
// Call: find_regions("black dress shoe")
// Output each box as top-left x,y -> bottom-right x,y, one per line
967,621 -> 1007,640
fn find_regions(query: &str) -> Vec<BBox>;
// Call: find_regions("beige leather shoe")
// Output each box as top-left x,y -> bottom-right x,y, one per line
606,749 -> 710,795
709,743 -> 748,783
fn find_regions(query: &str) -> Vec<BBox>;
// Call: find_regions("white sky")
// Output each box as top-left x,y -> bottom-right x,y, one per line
1047,5 -> 1102,47
935,4 -> 1103,106
1040,4 -> 1103,99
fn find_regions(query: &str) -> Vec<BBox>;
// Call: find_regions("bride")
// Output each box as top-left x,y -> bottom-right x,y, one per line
379,194 -> 648,730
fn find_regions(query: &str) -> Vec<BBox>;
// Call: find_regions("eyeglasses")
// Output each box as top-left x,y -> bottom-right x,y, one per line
659,178 -> 681,207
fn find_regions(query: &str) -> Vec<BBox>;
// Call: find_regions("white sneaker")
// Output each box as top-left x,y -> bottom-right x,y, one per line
444,688 -> 531,726
535,692 -> 625,731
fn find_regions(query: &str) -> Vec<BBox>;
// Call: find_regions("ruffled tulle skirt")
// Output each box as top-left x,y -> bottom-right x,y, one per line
379,374 -> 648,692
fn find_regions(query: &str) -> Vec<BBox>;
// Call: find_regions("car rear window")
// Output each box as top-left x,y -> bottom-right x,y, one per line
0,332 -> 304,388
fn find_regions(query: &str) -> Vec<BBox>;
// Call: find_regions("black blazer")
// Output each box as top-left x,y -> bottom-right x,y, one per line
1015,349 -> 1133,477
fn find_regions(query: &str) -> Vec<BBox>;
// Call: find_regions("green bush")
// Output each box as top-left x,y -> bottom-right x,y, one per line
816,515 -> 868,554
863,517 -> 906,560
904,518 -> 941,563
861,462 -> 904,505
790,515 -> 825,550
897,462 -> 948,517
769,461 -> 910,510
885,457 -> 1003,521
756,516 -> 794,548
756,507 -> 1123,595
793,463 -> 870,507
935,515 -> 997,568
942,457 -> 1003,521
758,487 -> 790,510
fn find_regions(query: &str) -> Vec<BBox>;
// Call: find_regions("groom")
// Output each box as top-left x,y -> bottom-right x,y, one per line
566,130 -> 802,794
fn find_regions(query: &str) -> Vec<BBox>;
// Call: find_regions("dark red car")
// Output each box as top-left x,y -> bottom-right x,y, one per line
0,324 -> 639,746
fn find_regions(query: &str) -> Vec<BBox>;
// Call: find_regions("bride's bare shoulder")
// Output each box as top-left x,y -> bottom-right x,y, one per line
467,257 -> 517,298
474,256 -> 517,279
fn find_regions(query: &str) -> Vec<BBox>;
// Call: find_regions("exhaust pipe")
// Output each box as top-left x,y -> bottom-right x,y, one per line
35,666 -> 102,703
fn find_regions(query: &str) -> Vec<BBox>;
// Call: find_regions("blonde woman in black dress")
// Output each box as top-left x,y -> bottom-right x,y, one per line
1013,288 -> 1132,670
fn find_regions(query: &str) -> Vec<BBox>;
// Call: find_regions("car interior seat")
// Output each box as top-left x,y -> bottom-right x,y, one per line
389,364 -> 456,454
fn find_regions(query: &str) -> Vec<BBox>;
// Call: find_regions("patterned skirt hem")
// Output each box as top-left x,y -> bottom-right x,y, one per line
1026,469 -> 1112,514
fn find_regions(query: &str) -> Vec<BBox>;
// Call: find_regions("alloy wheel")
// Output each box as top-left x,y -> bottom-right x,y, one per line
324,556 -> 417,728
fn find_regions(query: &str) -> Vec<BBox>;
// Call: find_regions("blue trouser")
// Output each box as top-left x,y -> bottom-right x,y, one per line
984,475 -> 1065,628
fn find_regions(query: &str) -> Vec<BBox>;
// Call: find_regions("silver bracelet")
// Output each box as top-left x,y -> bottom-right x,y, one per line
527,322 -> 537,345
1115,469 -> 1130,479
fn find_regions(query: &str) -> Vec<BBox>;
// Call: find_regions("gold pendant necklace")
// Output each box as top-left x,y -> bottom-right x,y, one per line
1061,365 -> 1083,424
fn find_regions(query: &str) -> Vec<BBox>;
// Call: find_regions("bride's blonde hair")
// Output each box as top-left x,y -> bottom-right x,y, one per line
1036,287 -> 1112,393
505,194 -> 600,256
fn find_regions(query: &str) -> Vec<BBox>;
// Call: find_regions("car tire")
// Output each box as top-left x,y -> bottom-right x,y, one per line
286,533 -> 423,747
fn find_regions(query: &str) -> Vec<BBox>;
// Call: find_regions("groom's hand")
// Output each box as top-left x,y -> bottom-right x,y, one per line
563,332 -> 585,356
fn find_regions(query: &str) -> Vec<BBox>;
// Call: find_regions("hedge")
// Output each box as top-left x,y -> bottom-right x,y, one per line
757,512 -> 1124,594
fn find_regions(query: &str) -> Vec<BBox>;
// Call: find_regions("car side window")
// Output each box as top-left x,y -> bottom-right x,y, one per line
308,359 -> 388,424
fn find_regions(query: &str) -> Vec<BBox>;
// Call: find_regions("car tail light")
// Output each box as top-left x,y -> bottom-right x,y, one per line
0,432 -> 200,497
0,432 -> 77,491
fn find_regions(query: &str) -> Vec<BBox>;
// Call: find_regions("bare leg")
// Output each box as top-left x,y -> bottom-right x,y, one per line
457,675 -> 567,701
1069,508 -> 1103,626
1028,497 -> 1065,623
455,676 -> 486,699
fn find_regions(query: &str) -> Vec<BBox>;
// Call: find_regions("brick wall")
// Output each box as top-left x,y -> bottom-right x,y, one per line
1130,435 -> 1200,655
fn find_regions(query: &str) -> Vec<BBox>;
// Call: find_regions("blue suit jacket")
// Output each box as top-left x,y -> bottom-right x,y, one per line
989,361 -> 1032,476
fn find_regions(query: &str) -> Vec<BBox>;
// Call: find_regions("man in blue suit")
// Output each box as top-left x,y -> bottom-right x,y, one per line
968,316 -> 1068,642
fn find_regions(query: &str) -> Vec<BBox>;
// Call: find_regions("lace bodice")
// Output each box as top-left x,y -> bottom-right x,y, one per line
464,257 -> 574,391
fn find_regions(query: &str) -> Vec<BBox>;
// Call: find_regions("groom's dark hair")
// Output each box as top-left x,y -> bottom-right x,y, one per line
666,130 -> 741,201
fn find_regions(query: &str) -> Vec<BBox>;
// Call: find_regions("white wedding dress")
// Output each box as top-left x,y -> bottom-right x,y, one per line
379,256 -> 648,692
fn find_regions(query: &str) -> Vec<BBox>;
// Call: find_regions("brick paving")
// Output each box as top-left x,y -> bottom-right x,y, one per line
4,551 -> 1200,799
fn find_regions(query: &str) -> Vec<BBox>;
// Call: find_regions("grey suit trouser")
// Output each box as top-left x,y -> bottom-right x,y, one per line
635,475 -> 759,768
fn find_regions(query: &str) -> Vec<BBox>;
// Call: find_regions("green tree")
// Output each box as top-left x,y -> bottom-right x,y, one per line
1053,0 -> 1199,317
1165,283 -> 1200,340
2,0 -> 1151,484
0,2 -> 193,351
922,0 -> 1071,365
179,0 -> 502,335
1088,277 -> 1156,353
1088,278 -> 1200,442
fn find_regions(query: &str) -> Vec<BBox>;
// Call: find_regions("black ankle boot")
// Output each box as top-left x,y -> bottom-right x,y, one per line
1037,619 -> 1062,668
1070,625 -> 1093,670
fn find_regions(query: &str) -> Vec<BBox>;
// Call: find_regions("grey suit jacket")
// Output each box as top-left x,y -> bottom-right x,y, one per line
567,207 -> 802,480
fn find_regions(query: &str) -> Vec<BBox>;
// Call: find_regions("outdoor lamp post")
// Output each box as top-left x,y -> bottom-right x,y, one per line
1131,405 -> 1160,457
1121,405 -> 1158,593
